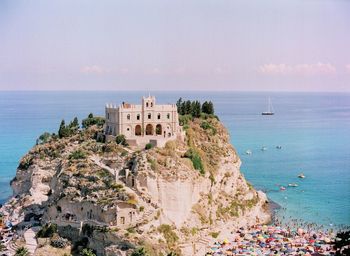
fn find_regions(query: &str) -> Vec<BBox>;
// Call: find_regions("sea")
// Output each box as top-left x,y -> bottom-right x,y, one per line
0,91 -> 349,228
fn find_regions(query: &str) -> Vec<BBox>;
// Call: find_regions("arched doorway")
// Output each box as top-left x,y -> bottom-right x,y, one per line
135,125 -> 141,136
156,124 -> 162,135
145,124 -> 153,135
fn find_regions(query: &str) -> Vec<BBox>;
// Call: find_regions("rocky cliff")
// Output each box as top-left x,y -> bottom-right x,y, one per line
5,116 -> 270,256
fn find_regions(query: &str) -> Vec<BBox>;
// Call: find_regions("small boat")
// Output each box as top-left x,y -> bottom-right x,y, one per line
276,145 -> 282,149
280,186 -> 286,191
245,150 -> 252,155
261,146 -> 267,151
288,183 -> 298,187
262,97 -> 275,115
298,173 -> 305,179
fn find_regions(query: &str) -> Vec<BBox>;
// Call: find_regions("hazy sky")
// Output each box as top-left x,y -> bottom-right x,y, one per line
0,0 -> 349,91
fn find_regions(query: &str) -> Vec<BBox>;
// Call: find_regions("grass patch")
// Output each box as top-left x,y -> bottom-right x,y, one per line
158,224 -> 179,247
68,150 -> 86,160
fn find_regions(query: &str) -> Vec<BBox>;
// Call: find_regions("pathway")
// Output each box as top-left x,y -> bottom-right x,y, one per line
23,228 -> 38,255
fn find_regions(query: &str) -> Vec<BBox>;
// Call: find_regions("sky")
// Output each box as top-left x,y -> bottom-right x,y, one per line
0,0 -> 349,92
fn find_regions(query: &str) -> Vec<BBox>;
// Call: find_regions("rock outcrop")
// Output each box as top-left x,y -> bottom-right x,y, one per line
5,116 -> 271,256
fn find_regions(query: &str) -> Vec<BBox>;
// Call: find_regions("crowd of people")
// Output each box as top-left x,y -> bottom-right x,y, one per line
206,224 -> 339,255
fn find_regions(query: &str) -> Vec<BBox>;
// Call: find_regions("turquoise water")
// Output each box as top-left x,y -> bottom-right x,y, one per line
0,91 -> 349,227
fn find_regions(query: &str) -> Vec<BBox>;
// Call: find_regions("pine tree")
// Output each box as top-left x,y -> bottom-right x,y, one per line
197,101 -> 202,117
72,117 -> 79,128
58,120 -> 66,138
88,113 -> 93,118
185,100 -> 192,115
176,98 -> 183,114
202,101 -> 209,114
208,101 -> 214,114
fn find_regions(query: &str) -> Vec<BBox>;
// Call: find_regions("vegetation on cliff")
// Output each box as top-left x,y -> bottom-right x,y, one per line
8,107 -> 270,256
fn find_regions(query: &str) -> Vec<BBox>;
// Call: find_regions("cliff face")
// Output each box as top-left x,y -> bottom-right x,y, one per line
6,117 -> 270,256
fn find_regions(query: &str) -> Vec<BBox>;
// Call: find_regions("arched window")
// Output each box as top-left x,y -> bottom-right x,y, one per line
127,114 -> 130,120
157,113 -> 161,119
146,102 -> 149,107
156,124 -> 162,135
137,114 -> 140,120
151,102 -> 153,107
145,124 -> 154,135
135,125 -> 141,136
148,113 -> 151,119
167,113 -> 170,119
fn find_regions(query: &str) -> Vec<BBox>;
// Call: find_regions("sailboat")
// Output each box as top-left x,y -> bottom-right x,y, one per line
262,97 -> 274,115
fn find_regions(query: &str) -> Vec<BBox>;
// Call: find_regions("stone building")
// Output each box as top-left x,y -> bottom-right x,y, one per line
105,95 -> 182,147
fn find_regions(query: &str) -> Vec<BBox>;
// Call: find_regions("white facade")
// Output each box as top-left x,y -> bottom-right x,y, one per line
105,96 -> 181,147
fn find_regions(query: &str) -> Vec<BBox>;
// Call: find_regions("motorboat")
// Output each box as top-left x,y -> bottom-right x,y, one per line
288,183 -> 298,187
261,146 -> 267,151
262,97 -> 275,115
276,145 -> 282,149
245,150 -> 252,155
298,173 -> 305,179
280,186 -> 286,191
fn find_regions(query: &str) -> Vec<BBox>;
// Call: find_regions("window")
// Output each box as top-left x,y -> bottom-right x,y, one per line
151,102 -> 153,107
137,114 -> 140,120
146,102 -> 149,107
120,216 -> 125,225
127,114 -> 130,120
107,113 -> 110,120
157,113 -> 161,119
167,113 -> 170,119
148,113 -> 151,119
127,128 -> 130,131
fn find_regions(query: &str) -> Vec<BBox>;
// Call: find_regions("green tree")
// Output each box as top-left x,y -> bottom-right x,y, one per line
192,101 -> 201,117
185,100 -> 192,115
88,113 -> 94,118
70,117 -> 79,129
176,98 -> 183,114
207,101 -> 214,114
15,247 -> 29,256
201,101 -> 209,114
58,120 -> 68,138
36,132 -> 51,145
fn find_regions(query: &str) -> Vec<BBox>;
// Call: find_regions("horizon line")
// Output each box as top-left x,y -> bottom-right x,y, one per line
0,89 -> 349,93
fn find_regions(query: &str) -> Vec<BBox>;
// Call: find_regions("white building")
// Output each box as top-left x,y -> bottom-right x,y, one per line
105,95 -> 182,147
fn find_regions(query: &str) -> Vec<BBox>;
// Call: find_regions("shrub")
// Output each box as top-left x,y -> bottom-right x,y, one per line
116,134 -> 128,146
36,132 -> 52,145
82,113 -> 105,129
36,223 -> 58,238
145,143 -> 153,150
178,114 -> 192,126
200,121 -> 211,130
69,150 -> 86,160
50,234 -> 69,248
80,248 -> 96,256
19,155 -> 34,170
131,247 -> 149,256
158,224 -> 179,247
210,231 -> 220,238
15,247 -> 29,256
184,149 -> 205,175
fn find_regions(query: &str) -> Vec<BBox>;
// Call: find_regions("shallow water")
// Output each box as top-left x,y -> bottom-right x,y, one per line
0,91 -> 349,226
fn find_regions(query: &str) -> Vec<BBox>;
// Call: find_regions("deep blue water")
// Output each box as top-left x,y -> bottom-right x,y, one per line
0,91 -> 349,227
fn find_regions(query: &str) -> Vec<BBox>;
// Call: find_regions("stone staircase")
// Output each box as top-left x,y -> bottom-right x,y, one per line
7,240 -> 18,256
